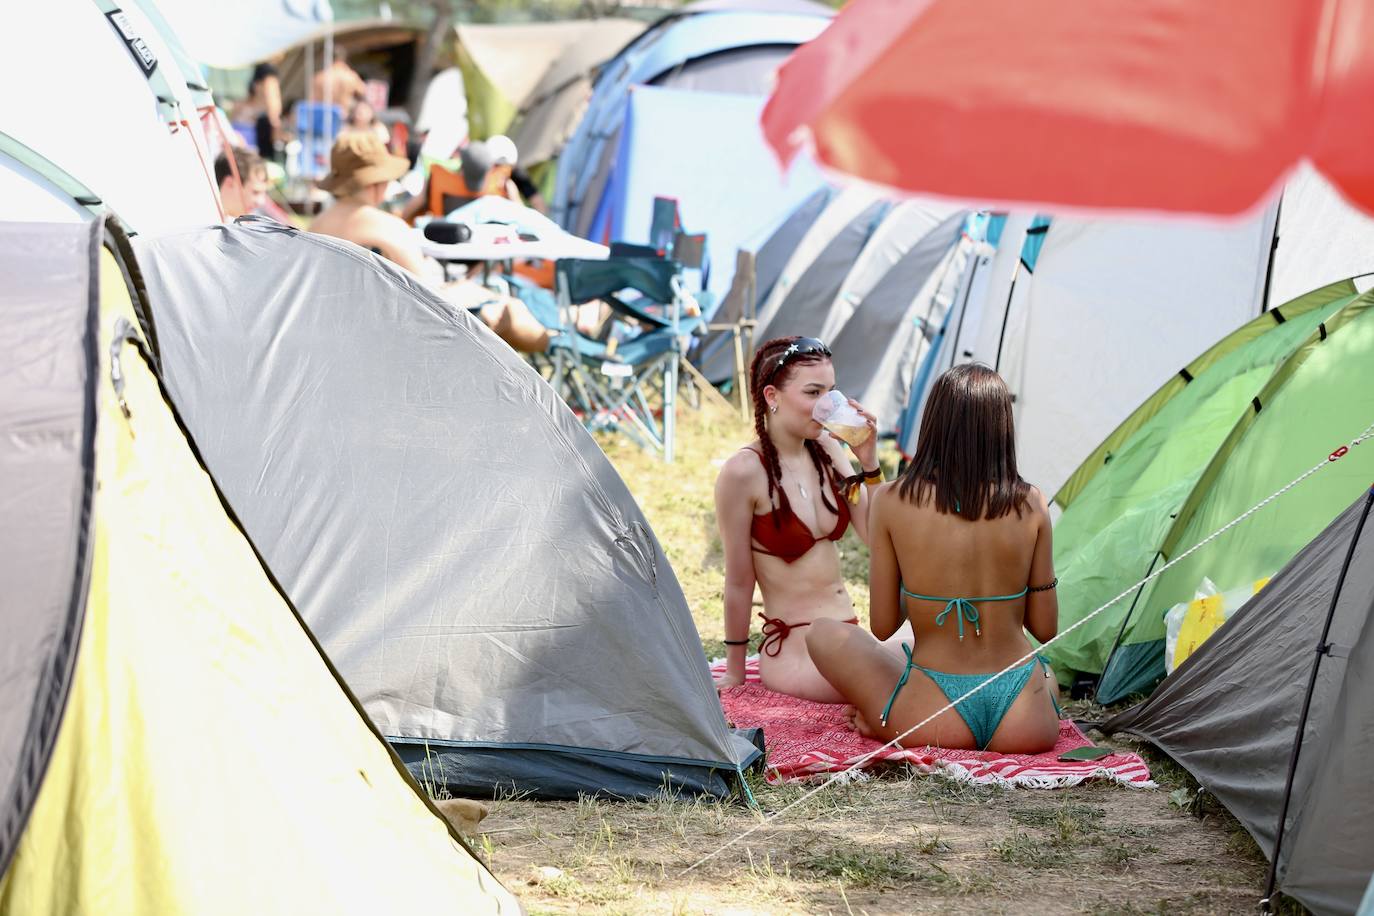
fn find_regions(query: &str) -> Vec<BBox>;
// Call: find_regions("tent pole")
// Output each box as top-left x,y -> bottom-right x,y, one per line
992,260 -> 1021,372
1258,198 -> 1282,315
324,28 -> 336,151
1092,551 -> 1160,703
946,251 -> 983,373
305,39 -> 314,190
1260,485 -> 1374,913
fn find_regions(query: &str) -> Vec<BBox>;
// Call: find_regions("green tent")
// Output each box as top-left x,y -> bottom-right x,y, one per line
1045,278 -> 1374,703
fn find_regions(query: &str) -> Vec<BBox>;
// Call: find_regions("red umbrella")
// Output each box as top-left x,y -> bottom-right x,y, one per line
762,0 -> 1374,216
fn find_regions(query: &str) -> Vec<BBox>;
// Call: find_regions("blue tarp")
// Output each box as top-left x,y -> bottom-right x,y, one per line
595,86 -> 827,311
553,7 -> 831,235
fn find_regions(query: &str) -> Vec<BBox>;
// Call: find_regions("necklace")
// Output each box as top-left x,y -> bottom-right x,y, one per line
780,455 -> 811,500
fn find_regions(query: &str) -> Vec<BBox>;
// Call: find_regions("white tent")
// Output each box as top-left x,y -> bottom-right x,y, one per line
997,212 -> 1275,496
905,168 -> 1374,499
2,1 -> 221,232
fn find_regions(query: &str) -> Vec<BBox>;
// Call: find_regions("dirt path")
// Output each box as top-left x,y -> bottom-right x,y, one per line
474,741 -> 1268,916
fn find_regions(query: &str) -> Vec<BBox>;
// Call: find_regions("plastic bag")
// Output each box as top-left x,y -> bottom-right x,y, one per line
1163,575 -> 1271,673
812,390 -> 871,448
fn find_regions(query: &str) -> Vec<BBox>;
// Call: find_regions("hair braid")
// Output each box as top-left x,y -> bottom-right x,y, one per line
804,438 -> 843,515
749,338 -> 792,519
749,336 -> 846,519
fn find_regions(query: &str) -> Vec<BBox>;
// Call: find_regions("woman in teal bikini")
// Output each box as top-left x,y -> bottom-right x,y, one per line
807,364 -> 1061,753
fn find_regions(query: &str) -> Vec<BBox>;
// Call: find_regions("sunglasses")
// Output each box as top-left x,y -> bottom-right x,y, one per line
770,337 -> 832,375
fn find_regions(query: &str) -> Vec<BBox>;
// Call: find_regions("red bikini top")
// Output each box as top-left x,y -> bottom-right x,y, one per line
745,448 -> 850,563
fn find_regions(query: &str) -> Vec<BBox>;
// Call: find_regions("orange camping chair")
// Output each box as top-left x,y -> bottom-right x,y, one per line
423,162 -> 555,288
425,164 -> 479,219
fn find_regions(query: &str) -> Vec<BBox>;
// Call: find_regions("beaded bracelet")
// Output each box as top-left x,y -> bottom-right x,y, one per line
1029,578 -> 1058,593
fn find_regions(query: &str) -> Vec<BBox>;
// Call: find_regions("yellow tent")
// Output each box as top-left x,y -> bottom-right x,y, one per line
0,216 -> 520,915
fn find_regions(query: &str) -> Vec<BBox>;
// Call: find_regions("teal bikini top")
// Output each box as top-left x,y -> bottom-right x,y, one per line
899,585 -> 1029,640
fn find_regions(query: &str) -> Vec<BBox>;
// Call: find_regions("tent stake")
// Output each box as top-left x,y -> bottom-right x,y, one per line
1260,485 -> 1374,912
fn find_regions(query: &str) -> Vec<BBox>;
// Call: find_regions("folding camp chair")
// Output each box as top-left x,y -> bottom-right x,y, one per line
551,255 -> 705,462
424,163 -> 479,218
293,102 -> 343,181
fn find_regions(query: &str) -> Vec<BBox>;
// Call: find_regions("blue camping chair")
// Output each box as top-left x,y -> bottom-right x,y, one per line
551,254 -> 707,462
294,102 -> 343,181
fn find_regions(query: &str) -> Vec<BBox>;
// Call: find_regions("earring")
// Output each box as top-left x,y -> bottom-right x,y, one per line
769,404 -> 777,414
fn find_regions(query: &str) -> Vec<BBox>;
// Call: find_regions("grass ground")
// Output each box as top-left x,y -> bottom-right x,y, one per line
464,403 -> 1296,914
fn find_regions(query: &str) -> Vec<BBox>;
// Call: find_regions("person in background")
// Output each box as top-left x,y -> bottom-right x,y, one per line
414,50 -> 469,163
313,49 -> 367,109
230,62 -> 283,162
311,133 -> 552,354
342,99 -> 390,145
486,135 -> 546,213
215,147 -> 270,219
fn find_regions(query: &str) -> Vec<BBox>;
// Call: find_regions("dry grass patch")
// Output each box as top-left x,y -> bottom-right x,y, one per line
477,773 -> 1272,914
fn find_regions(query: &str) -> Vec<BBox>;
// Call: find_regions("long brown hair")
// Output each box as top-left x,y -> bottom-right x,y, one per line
897,364 -> 1031,519
749,337 -> 845,519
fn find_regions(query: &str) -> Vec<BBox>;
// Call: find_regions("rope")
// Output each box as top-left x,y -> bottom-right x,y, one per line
687,419 -> 1374,874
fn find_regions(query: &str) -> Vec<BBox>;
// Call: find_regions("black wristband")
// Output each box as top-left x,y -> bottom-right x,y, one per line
723,638 -> 750,646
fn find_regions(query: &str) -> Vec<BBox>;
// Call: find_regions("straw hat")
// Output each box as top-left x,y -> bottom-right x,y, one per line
318,132 -> 409,196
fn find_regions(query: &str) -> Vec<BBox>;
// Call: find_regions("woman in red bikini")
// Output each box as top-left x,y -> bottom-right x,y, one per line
713,336 -> 886,701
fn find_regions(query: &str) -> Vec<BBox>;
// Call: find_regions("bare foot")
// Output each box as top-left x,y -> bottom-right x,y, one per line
846,706 -> 879,739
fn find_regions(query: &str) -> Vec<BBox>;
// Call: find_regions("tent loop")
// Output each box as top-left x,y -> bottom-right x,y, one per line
684,419 -> 1374,876
634,521 -> 658,587
109,317 -> 150,421
233,214 -> 299,235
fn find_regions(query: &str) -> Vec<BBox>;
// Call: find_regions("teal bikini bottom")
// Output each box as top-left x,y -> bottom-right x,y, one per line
879,644 -> 1058,750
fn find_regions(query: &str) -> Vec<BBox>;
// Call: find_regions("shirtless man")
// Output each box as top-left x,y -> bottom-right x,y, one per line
313,50 -> 366,109
311,133 -> 552,353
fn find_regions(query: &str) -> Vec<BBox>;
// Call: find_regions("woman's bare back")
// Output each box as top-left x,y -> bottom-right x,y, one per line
882,487 -> 1043,673
807,480 -> 1060,753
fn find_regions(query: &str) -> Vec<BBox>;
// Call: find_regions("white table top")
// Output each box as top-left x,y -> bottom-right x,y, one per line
419,229 -> 608,263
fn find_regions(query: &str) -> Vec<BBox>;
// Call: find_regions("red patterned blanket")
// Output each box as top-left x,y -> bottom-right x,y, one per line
715,658 -> 1153,788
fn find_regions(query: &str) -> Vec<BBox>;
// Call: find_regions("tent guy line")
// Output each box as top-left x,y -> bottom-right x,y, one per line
683,417 -> 1374,876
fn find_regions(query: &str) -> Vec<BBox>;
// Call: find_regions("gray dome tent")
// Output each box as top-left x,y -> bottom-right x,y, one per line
1106,490 -> 1374,915
0,216 -> 519,913
133,221 -> 759,799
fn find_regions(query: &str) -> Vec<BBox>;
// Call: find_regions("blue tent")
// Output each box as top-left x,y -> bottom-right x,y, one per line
553,0 -> 832,239
597,86 -> 827,308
